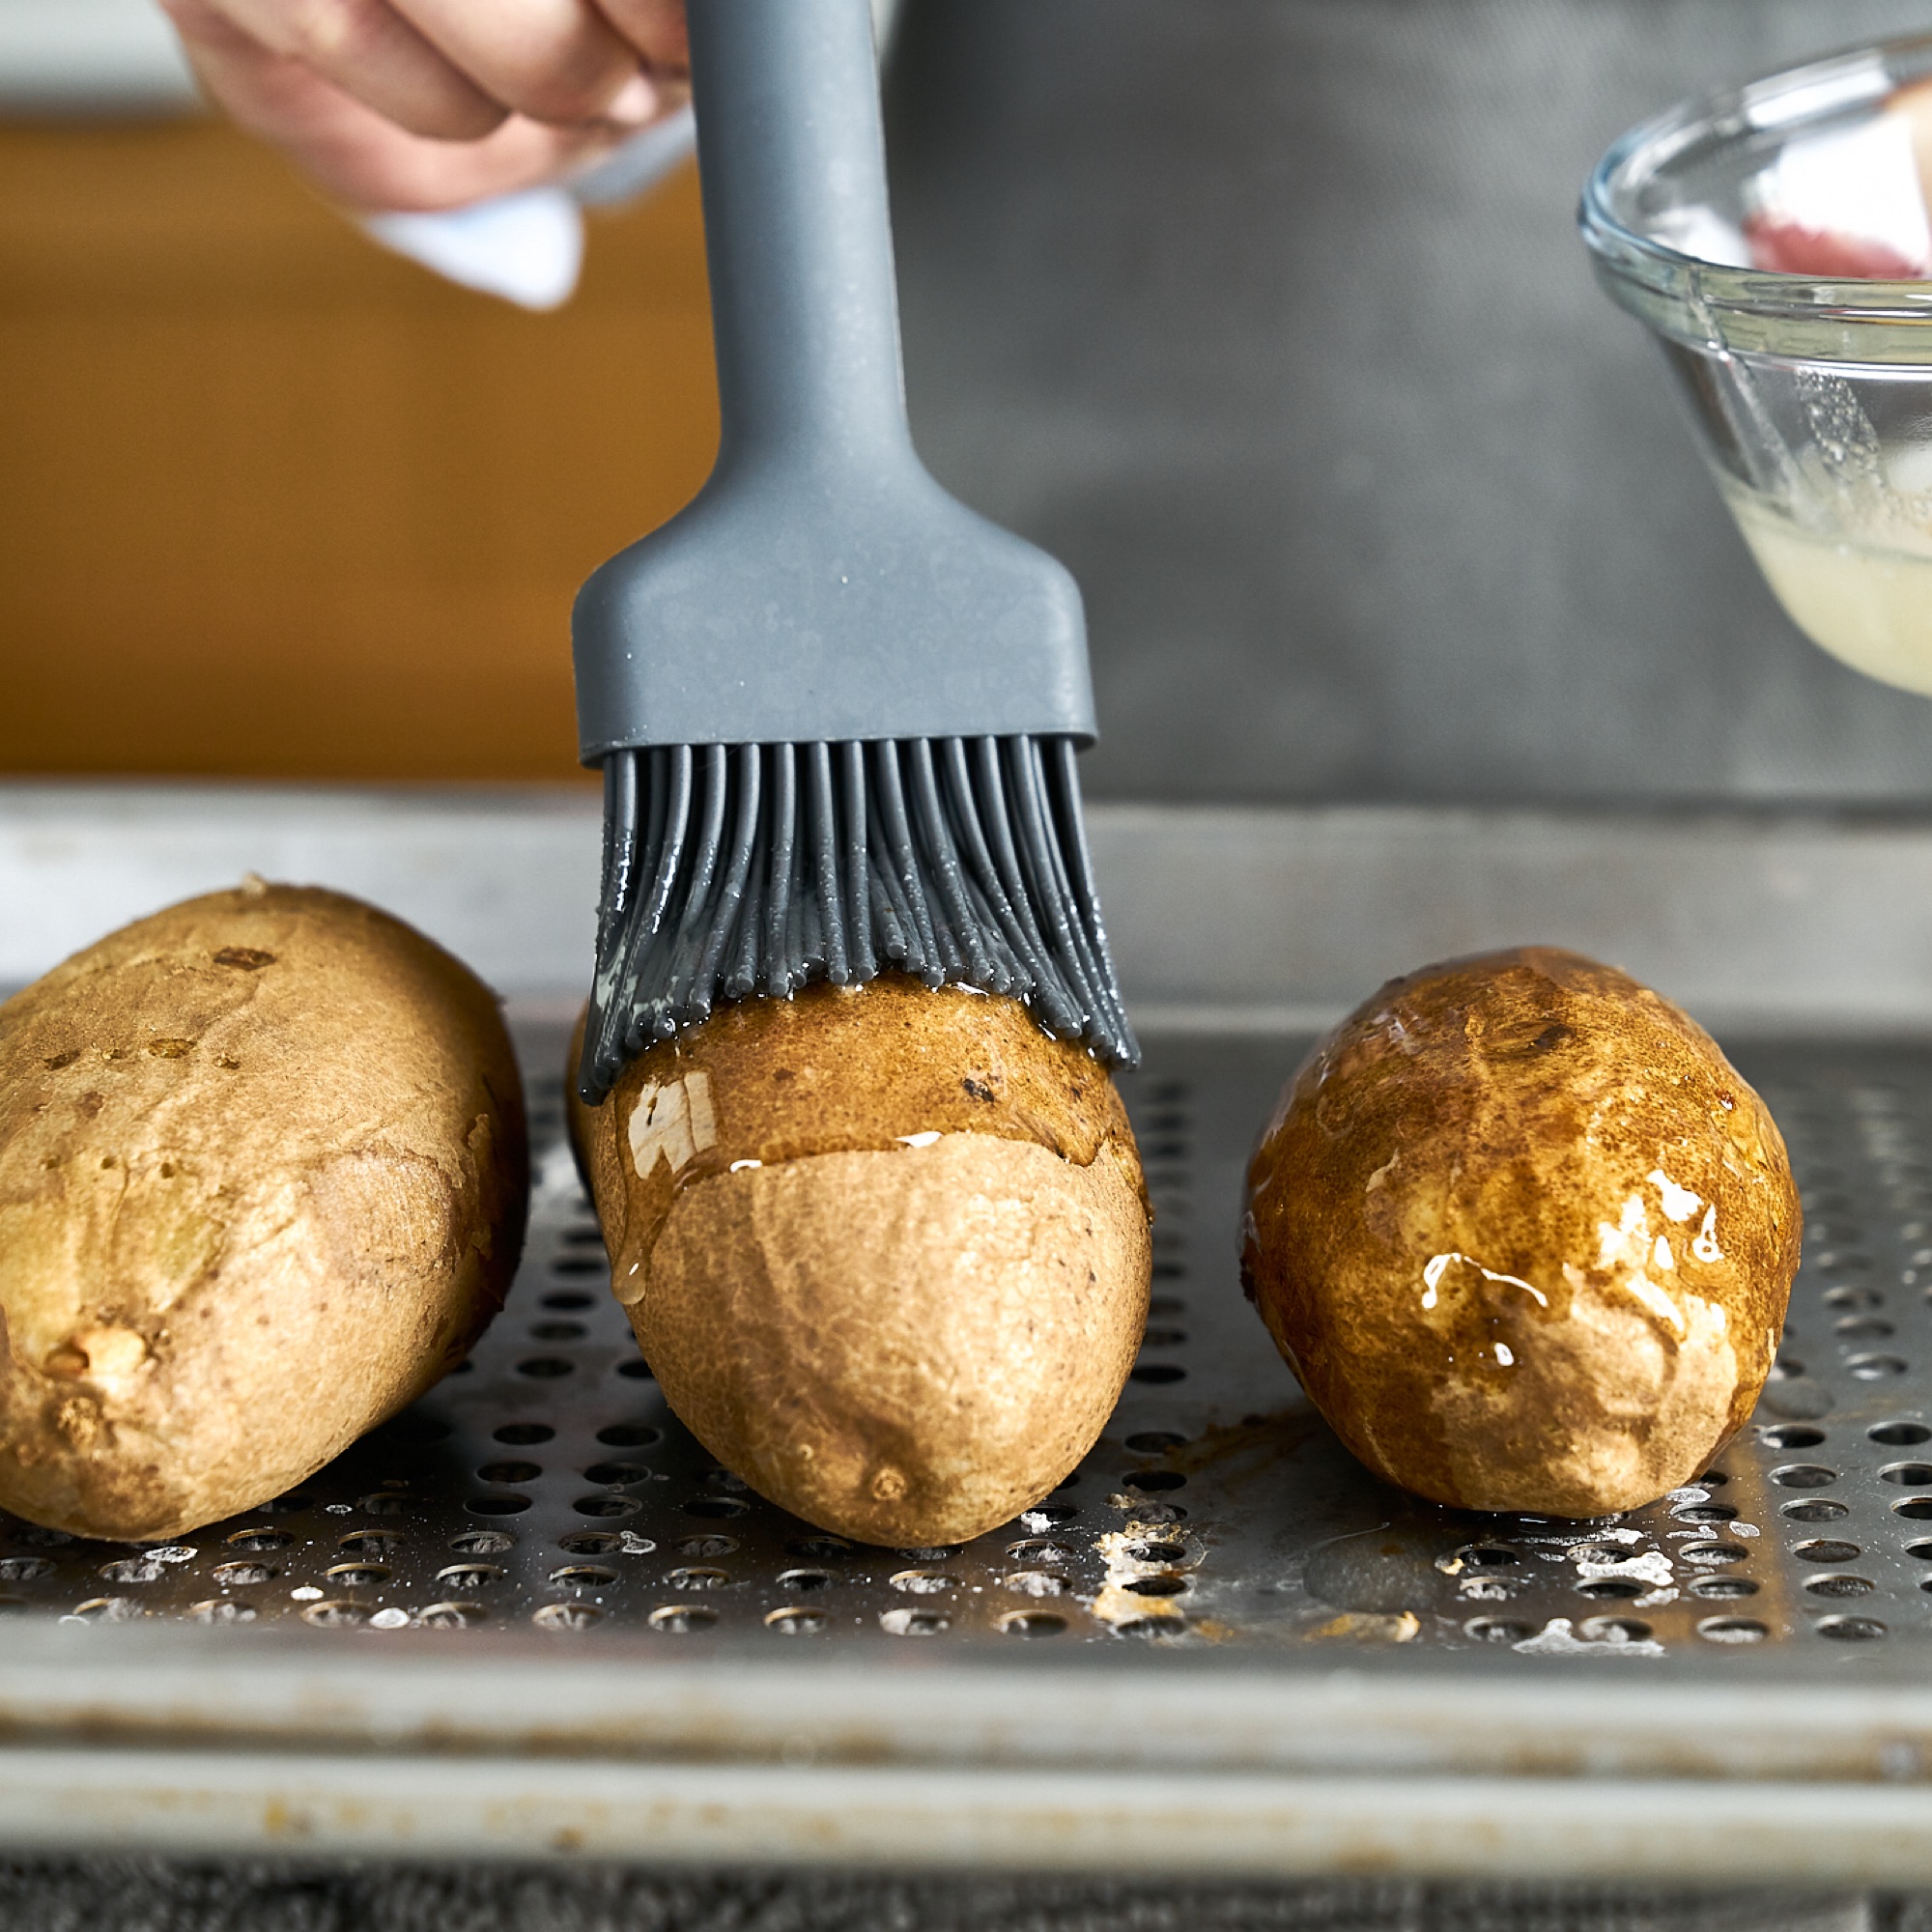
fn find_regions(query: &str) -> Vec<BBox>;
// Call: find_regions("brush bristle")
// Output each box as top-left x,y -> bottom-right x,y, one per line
577,734 -> 1137,1103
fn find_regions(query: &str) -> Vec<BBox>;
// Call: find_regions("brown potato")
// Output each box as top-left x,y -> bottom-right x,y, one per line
568,976 -> 1151,1546
1241,946 -> 1800,1517
0,881 -> 526,1541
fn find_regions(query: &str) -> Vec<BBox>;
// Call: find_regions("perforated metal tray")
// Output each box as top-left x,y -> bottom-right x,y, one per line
11,789 -> 1932,1882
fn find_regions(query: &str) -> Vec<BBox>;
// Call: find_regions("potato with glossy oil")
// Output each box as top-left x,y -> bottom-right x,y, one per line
569,977 -> 1151,1547
0,882 -> 526,1541
1241,946 -> 1799,1517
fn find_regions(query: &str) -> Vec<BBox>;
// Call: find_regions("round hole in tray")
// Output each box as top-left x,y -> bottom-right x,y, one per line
1782,1499 -> 1850,1523
1140,1327 -> 1187,1350
1771,1464 -> 1839,1490
418,1602 -> 487,1629
1003,1570 -> 1068,1598
535,1602 -> 605,1632
1123,1574 -> 1188,1598
557,1532 -> 621,1555
1000,1610 -> 1067,1637
467,1494 -> 531,1517
1147,1295 -> 1187,1318
880,1606 -> 950,1636
210,1561 -> 274,1586
677,1535 -> 738,1559
597,1424 -> 663,1449
573,1494 -> 640,1520
1760,1425 -> 1826,1450
1125,1501 -> 1188,1525
550,1257 -> 608,1278
542,1291 -> 594,1312
357,1492 -> 417,1519
1818,1615 -> 1887,1641
648,1604 -> 717,1634
1464,1618 -> 1532,1644
1009,1538 -> 1078,1566
1123,1540 -> 1186,1565
261,1492 -> 314,1516
1018,1503 -> 1079,1528
668,1566 -> 730,1592
1151,1262 -> 1187,1282
684,1496 -> 749,1520
1690,1577 -> 1759,1601
437,1564 -> 505,1590
786,1537 -> 855,1561
1697,1616 -> 1769,1645
1825,1286 -> 1884,1309
224,1529 -> 293,1553
1680,1542 -> 1748,1567
766,1606 -> 827,1634
1113,1615 -> 1184,1639
1457,1545 -> 1521,1568
1882,1462 -> 1932,1487
583,1461 -> 650,1486
188,1600 -> 256,1625
616,1360 -> 656,1380
338,1530 -> 400,1554
1579,1616 -> 1653,1644
1793,1540 -> 1861,1564
1122,1470 -> 1185,1493
1125,1432 -> 1185,1455
477,1461 -> 542,1486
301,1600 -> 369,1629
517,1357 -> 575,1379
550,1564 -> 618,1588
1805,1574 -> 1877,1599
1893,1497 -> 1932,1521
0,1558 -> 53,1584
1696,1470 -> 1729,1487
1576,1577 -> 1644,1600
326,1563 -> 389,1586
1849,1354 -> 1910,1380
492,1424 -> 554,1447
1129,1363 -> 1186,1385
1873,1421 -> 1932,1446
1770,1356 -> 1805,1381
1673,1503 -> 1738,1523
450,1529 -> 516,1555
890,1570 -> 954,1596
560,1224 -> 604,1246
70,1598 -> 141,1623
778,1569 -> 834,1593
528,1321 -> 586,1344
1836,1317 -> 1896,1341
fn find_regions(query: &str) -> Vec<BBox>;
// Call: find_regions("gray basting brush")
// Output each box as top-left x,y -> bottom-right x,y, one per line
572,0 -> 1136,1104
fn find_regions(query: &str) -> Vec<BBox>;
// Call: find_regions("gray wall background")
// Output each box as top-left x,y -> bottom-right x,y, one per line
884,1 -> 1932,805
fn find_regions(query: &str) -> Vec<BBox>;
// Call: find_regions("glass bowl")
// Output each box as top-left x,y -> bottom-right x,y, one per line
1581,34 -> 1932,696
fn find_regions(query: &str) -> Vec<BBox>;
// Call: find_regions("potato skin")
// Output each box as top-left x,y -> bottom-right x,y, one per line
1241,947 -> 1800,1517
569,977 -> 1151,1546
0,882 -> 526,1541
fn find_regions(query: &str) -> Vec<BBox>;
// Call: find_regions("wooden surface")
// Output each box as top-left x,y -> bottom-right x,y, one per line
0,118 -> 719,781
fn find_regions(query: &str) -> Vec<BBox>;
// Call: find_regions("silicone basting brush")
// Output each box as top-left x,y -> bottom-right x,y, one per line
573,0 -> 1135,1103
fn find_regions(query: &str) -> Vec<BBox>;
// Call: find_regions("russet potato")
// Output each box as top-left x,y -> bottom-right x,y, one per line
1241,946 -> 1800,1517
568,977 -> 1151,1546
0,881 -> 526,1541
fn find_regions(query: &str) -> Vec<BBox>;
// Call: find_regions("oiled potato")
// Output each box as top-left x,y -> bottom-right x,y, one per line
1241,946 -> 1799,1517
0,881 -> 526,1541
568,977 -> 1151,1546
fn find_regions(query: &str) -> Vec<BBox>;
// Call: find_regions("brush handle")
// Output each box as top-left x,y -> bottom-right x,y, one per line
689,0 -> 912,473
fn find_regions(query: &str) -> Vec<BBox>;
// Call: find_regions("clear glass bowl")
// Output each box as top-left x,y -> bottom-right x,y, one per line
1581,35 -> 1932,696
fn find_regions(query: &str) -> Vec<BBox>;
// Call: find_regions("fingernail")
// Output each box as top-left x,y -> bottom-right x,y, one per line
607,71 -> 656,127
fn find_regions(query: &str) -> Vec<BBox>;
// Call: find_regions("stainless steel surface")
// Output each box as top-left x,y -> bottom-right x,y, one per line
8,786 -> 1932,1874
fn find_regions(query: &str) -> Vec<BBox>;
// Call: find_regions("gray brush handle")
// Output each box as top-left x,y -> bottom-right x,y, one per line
572,0 -> 1095,754
691,0 -> 913,475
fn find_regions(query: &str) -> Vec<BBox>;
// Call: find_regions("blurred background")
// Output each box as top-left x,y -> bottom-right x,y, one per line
8,0 -> 1932,799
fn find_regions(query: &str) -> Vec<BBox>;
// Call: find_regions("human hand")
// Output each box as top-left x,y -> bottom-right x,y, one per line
159,0 -> 690,212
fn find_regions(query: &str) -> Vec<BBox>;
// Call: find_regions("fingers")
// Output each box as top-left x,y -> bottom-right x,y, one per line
388,0 -> 658,128
168,0 -> 508,141
167,10 -> 628,211
595,0 -> 689,79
